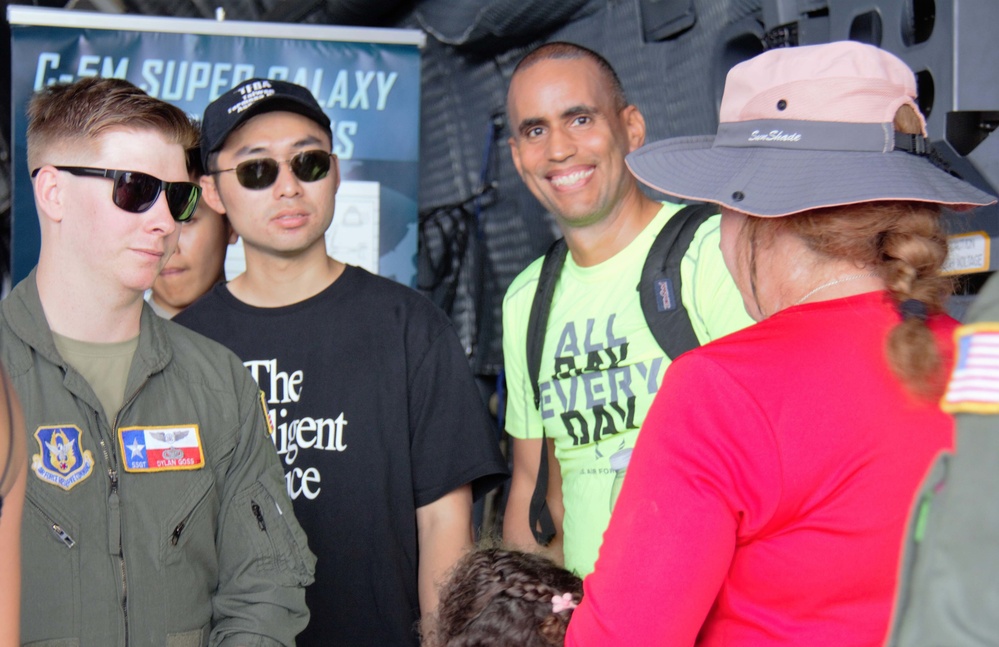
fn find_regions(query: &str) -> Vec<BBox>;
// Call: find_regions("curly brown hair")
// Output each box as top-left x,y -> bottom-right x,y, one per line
736,103 -> 953,398
743,199 -> 950,396
424,549 -> 583,647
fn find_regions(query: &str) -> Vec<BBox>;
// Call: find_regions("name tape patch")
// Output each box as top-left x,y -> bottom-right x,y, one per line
32,425 -> 95,490
119,425 -> 205,473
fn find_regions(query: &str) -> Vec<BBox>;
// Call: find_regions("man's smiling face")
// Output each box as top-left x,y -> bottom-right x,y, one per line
507,56 -> 642,230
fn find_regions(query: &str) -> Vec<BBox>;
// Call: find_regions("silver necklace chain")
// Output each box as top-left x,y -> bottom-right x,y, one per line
794,272 -> 880,305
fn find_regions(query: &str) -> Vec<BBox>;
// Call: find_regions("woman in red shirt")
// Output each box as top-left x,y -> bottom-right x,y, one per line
565,41 -> 996,646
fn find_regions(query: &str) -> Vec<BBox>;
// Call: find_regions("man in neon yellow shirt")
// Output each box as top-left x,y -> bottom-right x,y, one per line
501,42 -> 753,575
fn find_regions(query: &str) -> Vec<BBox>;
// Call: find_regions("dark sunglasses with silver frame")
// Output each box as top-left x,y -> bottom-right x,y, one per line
209,149 -> 336,190
31,165 -> 202,223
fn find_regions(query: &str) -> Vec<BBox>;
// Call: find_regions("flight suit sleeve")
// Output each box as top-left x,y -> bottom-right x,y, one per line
210,366 -> 317,647
889,276 -> 999,647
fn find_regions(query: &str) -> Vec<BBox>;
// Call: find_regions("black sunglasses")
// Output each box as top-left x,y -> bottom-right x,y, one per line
211,150 -> 335,190
32,166 -> 201,223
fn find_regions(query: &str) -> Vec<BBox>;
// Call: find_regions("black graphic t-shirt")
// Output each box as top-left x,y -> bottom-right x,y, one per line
176,265 -> 508,646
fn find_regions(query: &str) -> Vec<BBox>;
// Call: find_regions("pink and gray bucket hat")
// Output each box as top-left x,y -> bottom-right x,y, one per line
626,41 -> 996,217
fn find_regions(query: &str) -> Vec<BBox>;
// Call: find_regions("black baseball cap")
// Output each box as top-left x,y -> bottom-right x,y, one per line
201,78 -> 332,171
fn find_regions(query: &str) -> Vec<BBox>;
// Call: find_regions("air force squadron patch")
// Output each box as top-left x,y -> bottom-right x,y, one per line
118,425 -> 205,473
32,425 -> 95,490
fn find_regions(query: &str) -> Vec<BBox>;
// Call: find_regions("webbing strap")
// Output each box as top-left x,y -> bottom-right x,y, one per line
521,203 -> 716,546
639,203 -> 716,358
524,238 -> 567,545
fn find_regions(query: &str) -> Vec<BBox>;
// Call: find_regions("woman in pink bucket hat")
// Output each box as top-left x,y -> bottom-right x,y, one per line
564,41 -> 996,646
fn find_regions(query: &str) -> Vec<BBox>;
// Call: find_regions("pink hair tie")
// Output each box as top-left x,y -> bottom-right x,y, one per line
551,592 -> 577,613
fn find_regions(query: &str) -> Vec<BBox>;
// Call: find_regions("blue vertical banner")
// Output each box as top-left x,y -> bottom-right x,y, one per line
8,7 -> 424,286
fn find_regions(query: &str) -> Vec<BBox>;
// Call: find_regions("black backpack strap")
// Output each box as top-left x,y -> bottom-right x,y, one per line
524,238 -> 567,546
521,204 -> 714,546
528,436 -> 556,545
527,238 -> 568,410
639,203 -> 717,358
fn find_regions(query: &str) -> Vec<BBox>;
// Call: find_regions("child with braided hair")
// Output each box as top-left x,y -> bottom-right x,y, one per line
425,548 -> 582,647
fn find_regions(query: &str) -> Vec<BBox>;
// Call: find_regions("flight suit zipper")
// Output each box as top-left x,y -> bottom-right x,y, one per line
252,501 -> 267,531
28,496 -> 77,548
97,429 -> 127,647
171,521 -> 186,546
105,377 -> 150,647
52,523 -> 76,548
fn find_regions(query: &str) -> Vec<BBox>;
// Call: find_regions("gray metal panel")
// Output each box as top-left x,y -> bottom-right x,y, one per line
952,0 -> 999,110
415,0 -> 602,49
782,0 -> 999,272
7,5 -> 427,44
416,31 -> 553,374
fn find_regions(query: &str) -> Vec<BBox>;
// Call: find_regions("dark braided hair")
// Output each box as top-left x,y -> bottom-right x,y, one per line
424,549 -> 583,647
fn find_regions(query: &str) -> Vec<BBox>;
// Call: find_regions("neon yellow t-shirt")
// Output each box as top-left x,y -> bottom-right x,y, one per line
503,202 -> 754,575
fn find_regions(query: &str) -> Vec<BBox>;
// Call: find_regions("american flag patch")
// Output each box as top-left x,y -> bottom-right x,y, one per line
942,325 -> 999,413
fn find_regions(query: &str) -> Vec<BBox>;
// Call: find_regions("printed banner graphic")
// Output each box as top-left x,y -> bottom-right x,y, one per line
9,11 -> 421,286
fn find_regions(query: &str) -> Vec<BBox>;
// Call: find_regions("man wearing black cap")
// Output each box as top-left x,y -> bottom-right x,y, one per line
175,78 -> 509,646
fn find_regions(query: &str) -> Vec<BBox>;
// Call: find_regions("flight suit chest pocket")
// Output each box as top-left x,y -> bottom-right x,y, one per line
22,492 -> 82,643
152,470 -> 220,629
165,625 -> 209,647
159,470 -> 220,571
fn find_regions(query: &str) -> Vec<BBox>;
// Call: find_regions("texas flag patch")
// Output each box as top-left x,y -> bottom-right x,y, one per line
942,324 -> 999,414
118,425 -> 205,473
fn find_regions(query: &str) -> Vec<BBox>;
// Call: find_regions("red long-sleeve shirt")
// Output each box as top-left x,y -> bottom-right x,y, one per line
567,291 -> 955,646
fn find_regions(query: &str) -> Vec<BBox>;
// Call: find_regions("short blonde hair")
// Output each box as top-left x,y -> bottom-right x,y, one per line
27,77 -> 198,171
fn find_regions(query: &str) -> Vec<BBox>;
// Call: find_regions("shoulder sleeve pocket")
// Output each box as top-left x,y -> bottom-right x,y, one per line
232,479 -> 316,587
